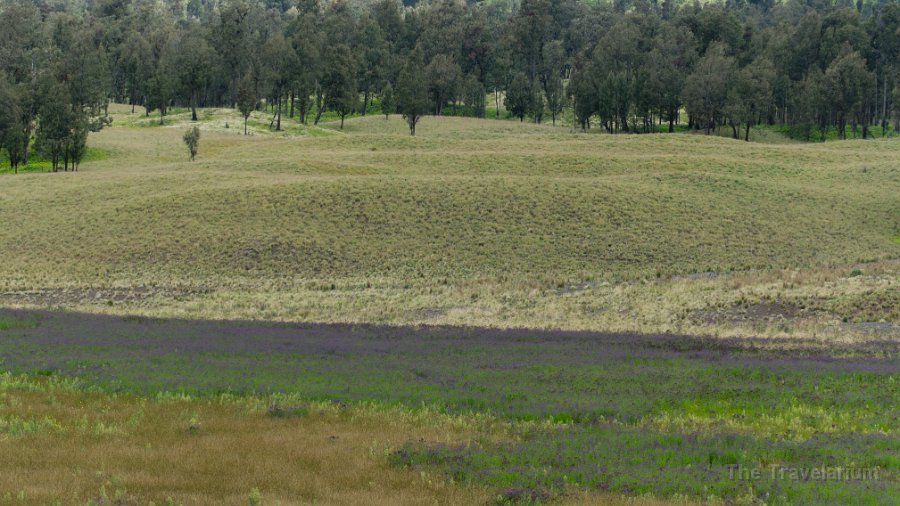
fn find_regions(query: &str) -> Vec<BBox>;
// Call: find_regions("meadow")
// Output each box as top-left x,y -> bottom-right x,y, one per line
0,105 -> 897,341
0,309 -> 896,504
0,106 -> 897,504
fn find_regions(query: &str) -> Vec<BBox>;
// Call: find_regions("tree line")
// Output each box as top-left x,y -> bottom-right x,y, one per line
0,0 -> 898,168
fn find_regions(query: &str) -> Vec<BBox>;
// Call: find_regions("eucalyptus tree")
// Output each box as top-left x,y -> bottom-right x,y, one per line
322,44 -> 358,129
173,28 -> 218,122
396,47 -> 430,135
682,43 -> 735,134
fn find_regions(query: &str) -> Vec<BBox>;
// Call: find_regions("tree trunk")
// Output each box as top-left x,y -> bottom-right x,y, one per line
276,92 -> 282,131
314,85 -> 324,125
22,123 -> 31,166
745,122 -> 751,142
191,91 -> 198,121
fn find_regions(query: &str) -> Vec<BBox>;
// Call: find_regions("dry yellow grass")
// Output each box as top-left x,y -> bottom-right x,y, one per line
0,376 -> 685,506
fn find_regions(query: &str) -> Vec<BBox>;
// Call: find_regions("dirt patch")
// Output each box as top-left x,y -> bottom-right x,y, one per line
0,287 -> 206,306
690,300 -> 811,326
405,307 -> 449,319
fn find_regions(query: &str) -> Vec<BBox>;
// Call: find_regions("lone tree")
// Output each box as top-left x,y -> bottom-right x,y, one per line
396,48 -> 430,135
380,82 -> 395,119
183,126 -> 200,161
236,72 -> 256,135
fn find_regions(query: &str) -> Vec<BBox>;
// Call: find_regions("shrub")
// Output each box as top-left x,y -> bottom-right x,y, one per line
182,127 -> 200,161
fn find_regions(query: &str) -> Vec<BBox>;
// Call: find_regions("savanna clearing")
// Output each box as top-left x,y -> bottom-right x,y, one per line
0,106 -> 897,505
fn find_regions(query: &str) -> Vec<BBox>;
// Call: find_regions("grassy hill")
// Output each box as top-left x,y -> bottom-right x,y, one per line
0,105 -> 897,339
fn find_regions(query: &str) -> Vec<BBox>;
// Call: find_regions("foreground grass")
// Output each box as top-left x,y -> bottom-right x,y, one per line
0,310 -> 895,504
0,373 -> 684,506
0,373 -> 492,505
0,106 -> 897,340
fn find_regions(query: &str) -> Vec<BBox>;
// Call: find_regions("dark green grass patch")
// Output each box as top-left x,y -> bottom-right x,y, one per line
0,314 -> 40,331
0,147 -> 107,174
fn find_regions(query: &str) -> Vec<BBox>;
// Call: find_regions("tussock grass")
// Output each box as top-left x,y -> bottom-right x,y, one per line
0,107 -> 897,340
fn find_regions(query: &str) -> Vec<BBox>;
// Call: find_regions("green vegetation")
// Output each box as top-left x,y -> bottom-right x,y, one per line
0,314 -> 39,331
182,126 -> 200,161
0,146 -> 107,174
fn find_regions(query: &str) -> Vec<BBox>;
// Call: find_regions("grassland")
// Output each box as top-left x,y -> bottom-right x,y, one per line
0,105 -> 897,341
0,309 -> 896,504
0,105 -> 897,504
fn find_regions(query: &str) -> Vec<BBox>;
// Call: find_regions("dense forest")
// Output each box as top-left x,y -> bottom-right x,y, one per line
0,0 -> 898,170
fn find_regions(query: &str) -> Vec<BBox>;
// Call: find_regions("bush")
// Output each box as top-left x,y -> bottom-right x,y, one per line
183,127 -> 200,161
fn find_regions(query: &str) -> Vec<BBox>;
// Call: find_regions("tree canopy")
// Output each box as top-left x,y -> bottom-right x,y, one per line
1,0 -> 897,158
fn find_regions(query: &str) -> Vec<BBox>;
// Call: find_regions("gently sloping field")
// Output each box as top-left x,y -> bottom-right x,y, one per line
0,310 -> 895,504
0,109 -> 897,340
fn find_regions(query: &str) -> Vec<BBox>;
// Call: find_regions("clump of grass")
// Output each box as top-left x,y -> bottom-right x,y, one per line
247,488 -> 261,506
0,314 -> 40,331
266,402 -> 308,418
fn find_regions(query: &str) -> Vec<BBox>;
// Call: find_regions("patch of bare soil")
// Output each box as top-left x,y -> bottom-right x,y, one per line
0,287 -> 206,306
690,300 -> 811,326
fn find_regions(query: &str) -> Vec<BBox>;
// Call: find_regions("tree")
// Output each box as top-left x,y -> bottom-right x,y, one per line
543,74 -> 564,126
323,44 -> 358,129
289,10 -> 322,125
262,32 -> 299,131
505,73 -> 531,122
34,82 -> 73,172
568,64 -> 596,131
183,126 -> 200,161
381,82 -> 395,119
121,32 -> 154,112
893,83 -> 900,133
529,83 -> 545,124
791,70 -> 825,142
174,29 -> 217,121
426,53 -> 462,115
682,43 -> 734,134
725,58 -> 775,141
0,78 -> 22,172
647,25 -> 697,132
237,72 -> 257,135
462,74 -> 485,118
540,40 -> 566,126
354,13 -> 389,115
824,50 -> 875,139
149,36 -> 179,125
396,47 -> 430,135
65,116 -> 91,172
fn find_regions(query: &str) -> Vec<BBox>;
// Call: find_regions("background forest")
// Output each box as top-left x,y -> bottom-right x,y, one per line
1,0 -> 899,171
